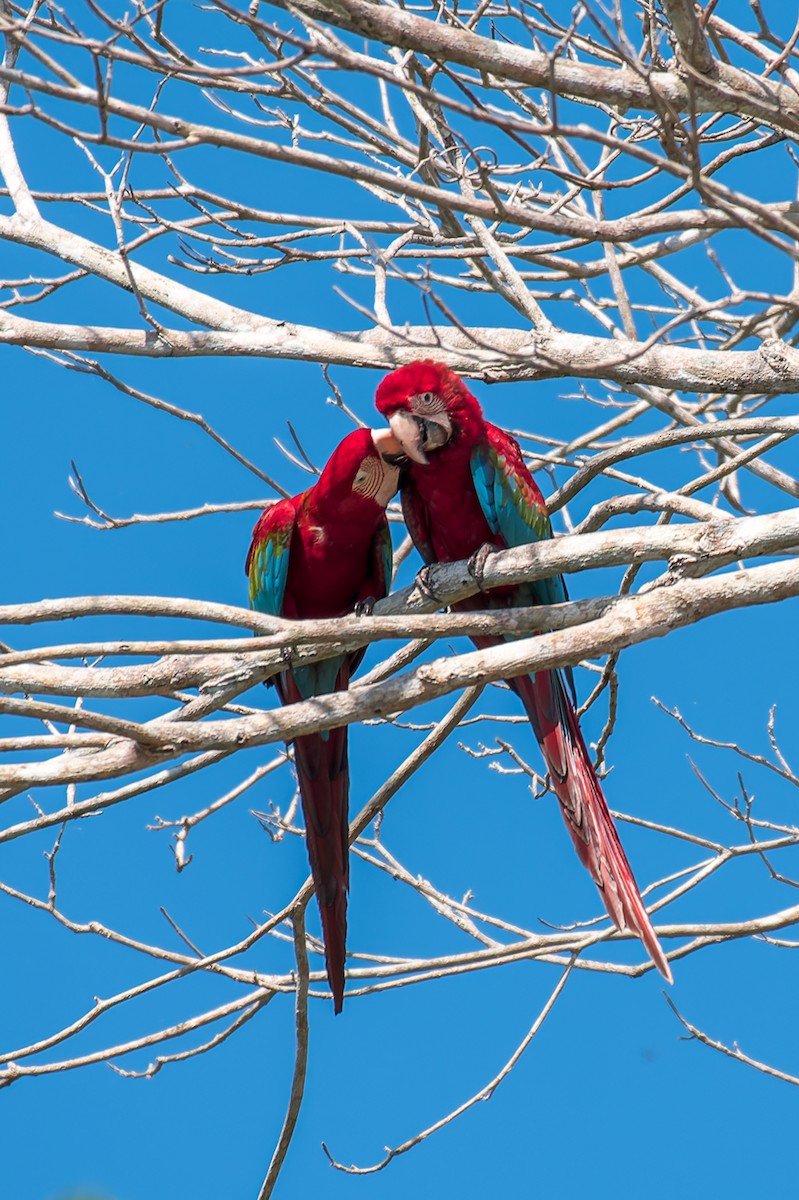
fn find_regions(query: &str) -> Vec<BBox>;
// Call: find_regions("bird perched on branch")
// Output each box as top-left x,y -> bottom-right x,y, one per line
246,426 -> 401,1011
375,360 -> 671,981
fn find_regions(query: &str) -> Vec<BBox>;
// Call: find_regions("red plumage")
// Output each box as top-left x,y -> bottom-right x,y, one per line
276,665 -> 352,1013
246,427 -> 397,1011
376,361 -> 671,981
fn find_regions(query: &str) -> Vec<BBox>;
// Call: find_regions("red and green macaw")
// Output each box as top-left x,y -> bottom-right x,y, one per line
246,426 -> 401,1012
376,360 -> 671,981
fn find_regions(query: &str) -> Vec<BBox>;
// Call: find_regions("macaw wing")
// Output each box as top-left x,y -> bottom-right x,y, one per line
471,423 -> 568,610
245,497 -> 297,616
401,482 -> 436,566
369,515 -> 394,599
344,515 -> 394,681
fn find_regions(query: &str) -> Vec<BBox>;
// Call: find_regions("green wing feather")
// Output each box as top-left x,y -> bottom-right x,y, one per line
471,423 -> 567,609
245,497 -> 297,616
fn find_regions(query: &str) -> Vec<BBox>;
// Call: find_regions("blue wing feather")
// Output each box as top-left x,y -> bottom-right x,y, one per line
246,496 -> 343,722
471,425 -> 576,699
246,498 -> 297,617
471,426 -> 568,609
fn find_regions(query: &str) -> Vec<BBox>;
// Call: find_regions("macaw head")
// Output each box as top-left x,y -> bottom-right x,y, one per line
374,359 -> 483,464
317,425 -> 402,509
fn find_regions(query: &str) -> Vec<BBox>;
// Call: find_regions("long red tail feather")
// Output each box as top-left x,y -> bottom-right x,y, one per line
281,670 -> 351,1013
512,669 -> 672,982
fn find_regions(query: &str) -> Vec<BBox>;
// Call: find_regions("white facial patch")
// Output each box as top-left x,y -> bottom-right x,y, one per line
352,454 -> 400,507
409,391 -> 447,419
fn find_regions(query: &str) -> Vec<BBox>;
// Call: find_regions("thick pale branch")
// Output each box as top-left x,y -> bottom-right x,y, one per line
2,508 -> 798,701
4,311 -> 799,394
661,0 -> 715,74
262,0 -> 799,136
2,556 -> 798,788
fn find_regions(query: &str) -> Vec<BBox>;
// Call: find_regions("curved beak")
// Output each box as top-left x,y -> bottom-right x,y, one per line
388,410 -> 451,465
370,426 -> 404,464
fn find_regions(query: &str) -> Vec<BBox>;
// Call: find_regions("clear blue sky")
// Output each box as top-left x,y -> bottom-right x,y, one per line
3,3 -> 799,1198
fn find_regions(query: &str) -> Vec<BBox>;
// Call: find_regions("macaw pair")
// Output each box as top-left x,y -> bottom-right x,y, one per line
247,362 -> 671,1012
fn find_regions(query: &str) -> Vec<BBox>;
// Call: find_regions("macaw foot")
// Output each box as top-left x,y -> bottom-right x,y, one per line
467,541 -> 499,592
354,596 -> 377,617
414,563 -> 444,605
